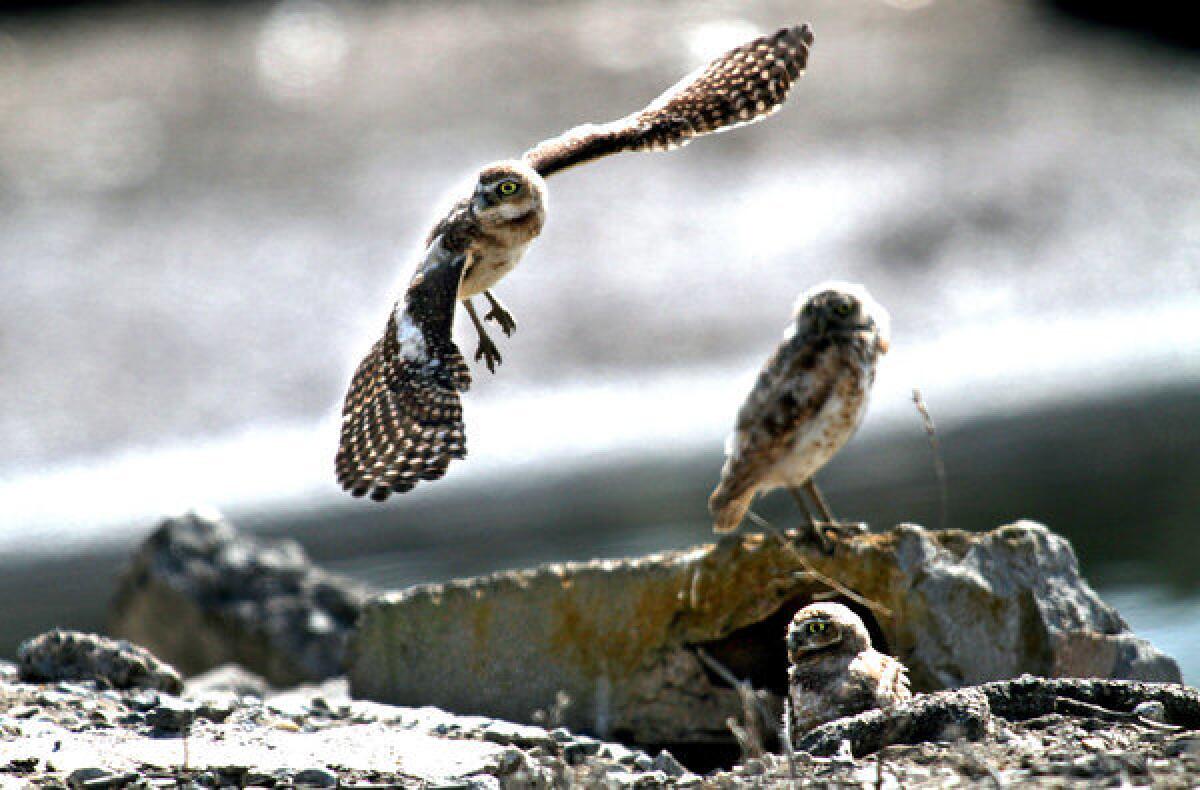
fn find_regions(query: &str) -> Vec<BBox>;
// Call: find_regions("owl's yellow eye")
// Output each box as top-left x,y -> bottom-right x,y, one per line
835,303 -> 852,317
807,622 -> 827,635
497,180 -> 520,197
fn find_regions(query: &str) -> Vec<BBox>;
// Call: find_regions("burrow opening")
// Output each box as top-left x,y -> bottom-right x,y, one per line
649,593 -> 889,774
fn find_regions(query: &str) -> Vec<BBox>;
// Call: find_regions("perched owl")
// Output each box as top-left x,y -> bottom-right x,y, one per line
786,602 -> 911,738
708,282 -> 890,548
338,24 -> 815,501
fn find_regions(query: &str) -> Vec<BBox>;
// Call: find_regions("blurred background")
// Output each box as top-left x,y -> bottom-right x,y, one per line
1,1 -> 1197,680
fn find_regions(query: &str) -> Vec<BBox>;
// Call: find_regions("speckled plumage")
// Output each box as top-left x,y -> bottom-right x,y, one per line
786,602 -> 911,736
338,24 -> 814,500
709,282 -> 890,533
424,160 -> 547,301
523,24 -> 813,177
336,241 -> 472,501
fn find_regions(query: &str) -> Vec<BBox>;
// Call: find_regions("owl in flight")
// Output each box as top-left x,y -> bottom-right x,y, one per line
337,24 -> 815,501
786,602 -> 911,738
708,282 -> 889,549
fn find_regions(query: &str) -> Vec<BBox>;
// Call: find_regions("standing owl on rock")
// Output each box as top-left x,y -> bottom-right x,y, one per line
337,24 -> 816,501
786,602 -> 911,737
709,282 -> 890,550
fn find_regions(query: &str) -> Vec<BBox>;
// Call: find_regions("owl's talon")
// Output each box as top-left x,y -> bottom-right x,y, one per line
482,291 -> 518,337
810,521 -> 867,553
474,337 -> 502,373
464,298 -> 504,373
810,523 -> 834,554
484,305 -> 517,337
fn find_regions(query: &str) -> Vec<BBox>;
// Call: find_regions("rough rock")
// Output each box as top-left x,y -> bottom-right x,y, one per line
16,629 -> 183,693
350,521 -> 1178,748
795,686 -> 993,757
109,510 -> 369,686
183,663 -> 272,698
795,676 -> 1200,758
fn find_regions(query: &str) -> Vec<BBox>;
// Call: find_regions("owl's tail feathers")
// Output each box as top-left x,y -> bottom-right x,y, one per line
709,484 -> 755,534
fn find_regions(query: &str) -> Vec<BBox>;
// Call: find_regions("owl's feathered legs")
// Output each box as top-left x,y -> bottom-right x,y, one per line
463,299 -> 503,373
482,290 -> 517,337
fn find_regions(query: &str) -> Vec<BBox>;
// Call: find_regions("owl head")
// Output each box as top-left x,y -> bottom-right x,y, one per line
786,602 -> 872,662
792,281 -> 891,354
472,159 -> 547,222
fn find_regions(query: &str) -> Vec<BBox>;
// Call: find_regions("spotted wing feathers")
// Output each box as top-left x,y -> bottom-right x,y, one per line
335,243 -> 472,501
524,24 -> 813,177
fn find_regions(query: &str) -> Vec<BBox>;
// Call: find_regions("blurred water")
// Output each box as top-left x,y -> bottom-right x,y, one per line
1,1 -> 1198,676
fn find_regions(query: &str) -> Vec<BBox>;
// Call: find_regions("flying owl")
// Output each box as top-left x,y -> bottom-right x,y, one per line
337,24 -> 815,501
785,602 -> 911,738
708,282 -> 890,548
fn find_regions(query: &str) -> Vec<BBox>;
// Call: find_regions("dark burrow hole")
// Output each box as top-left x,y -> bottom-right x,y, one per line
637,593 -> 889,775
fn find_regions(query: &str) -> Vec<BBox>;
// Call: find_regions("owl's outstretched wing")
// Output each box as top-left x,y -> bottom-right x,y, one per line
709,331 -> 834,531
523,24 -> 813,178
335,239 -> 472,501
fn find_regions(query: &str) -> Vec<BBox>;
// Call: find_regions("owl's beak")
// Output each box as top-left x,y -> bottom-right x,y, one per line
877,337 -> 890,354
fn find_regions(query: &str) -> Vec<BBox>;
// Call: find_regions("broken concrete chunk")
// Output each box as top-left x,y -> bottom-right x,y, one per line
17,629 -> 183,693
796,676 -> 1200,757
815,521 -> 1181,688
350,521 -> 1179,750
109,510 -> 368,686
796,686 -> 993,757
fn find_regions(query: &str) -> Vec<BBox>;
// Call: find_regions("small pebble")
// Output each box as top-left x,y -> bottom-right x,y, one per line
562,741 -> 587,765
4,757 -> 39,774
214,765 -> 250,786
494,747 -> 526,775
67,768 -> 114,790
125,690 -> 160,712
1166,737 -> 1200,758
652,750 -> 685,778
574,736 -> 601,756
600,771 -> 639,788
145,696 -> 196,731
0,660 -> 18,681
293,767 -> 338,787
550,726 -> 572,742
193,691 -> 239,723
632,754 -> 655,772
1134,701 -> 1167,723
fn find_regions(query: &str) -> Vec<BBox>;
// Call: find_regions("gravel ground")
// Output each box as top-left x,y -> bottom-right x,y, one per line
3,659 -> 1199,789
713,713 -> 1200,788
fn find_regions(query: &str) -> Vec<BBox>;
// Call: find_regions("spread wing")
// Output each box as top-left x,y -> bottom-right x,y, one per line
709,330 -> 834,531
523,23 -> 814,178
335,239 -> 472,501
